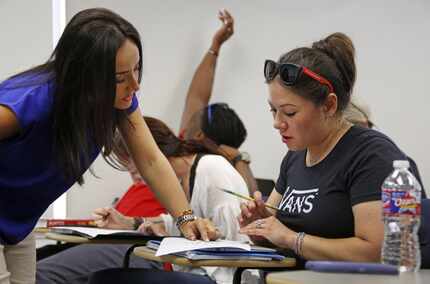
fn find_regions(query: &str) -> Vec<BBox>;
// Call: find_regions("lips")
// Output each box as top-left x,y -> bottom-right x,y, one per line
281,135 -> 292,143
122,95 -> 133,102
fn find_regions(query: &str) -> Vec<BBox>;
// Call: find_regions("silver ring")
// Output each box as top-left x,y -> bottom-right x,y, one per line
255,220 -> 264,229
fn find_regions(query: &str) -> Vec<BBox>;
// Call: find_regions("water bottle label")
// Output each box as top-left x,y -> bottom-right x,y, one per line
382,189 -> 420,216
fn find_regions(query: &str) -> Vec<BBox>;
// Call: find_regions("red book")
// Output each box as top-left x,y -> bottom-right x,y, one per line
46,219 -> 96,228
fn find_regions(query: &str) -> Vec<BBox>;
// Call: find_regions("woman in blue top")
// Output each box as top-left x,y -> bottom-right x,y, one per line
0,8 -> 216,283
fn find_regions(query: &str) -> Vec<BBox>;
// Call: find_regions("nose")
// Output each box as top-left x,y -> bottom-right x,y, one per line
128,71 -> 140,92
273,112 -> 287,131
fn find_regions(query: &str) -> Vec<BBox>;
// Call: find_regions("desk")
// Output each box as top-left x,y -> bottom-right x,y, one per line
44,232 -> 152,244
266,269 -> 430,284
34,227 -> 50,234
134,246 -> 296,284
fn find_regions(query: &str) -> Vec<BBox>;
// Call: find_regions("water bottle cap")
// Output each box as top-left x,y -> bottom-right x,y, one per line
393,160 -> 410,169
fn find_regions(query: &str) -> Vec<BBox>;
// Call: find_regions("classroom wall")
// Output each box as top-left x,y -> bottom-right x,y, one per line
0,0 -> 54,217
1,1 -> 429,217
0,0 -> 52,79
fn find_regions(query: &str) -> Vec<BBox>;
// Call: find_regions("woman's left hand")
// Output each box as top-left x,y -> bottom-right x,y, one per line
179,218 -> 220,241
239,216 -> 296,249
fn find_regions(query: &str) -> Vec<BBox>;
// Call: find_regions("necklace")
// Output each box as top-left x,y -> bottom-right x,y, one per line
306,120 -> 352,167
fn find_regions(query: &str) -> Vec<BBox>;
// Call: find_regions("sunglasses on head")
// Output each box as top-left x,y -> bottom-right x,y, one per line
207,103 -> 229,124
264,59 -> 334,93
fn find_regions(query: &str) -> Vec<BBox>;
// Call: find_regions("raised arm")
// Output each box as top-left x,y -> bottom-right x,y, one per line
179,9 -> 234,132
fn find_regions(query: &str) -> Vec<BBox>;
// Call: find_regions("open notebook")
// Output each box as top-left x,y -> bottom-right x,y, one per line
49,226 -> 163,242
147,237 -> 285,261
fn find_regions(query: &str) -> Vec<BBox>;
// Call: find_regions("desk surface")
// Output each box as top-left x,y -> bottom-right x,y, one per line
34,227 -> 50,234
266,269 -> 430,284
44,232 -> 148,244
134,246 -> 296,268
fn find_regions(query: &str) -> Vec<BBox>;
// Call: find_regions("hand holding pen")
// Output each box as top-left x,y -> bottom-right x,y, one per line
219,188 -> 279,211
224,190 -> 276,228
92,207 -> 135,230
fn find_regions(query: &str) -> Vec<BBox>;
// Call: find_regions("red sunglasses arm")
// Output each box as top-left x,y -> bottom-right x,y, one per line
302,67 -> 335,93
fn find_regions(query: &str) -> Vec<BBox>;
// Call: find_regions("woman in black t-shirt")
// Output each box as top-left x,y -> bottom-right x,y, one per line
239,33 -> 424,264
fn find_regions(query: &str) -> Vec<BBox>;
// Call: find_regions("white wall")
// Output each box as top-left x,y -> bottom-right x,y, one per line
1,0 -> 429,217
0,0 -> 55,217
0,0 -> 52,79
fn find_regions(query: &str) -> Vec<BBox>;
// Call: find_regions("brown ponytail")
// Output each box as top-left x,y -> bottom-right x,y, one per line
312,32 -> 356,100
278,32 -> 356,112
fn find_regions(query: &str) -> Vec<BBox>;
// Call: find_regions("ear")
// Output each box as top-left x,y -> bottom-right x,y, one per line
323,93 -> 338,117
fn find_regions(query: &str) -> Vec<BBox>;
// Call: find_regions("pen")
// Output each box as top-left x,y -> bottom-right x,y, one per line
218,188 -> 279,211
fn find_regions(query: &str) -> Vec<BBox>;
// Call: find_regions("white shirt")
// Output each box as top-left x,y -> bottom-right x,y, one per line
161,154 -> 250,284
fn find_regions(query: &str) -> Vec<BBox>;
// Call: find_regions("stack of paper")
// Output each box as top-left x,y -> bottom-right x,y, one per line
147,237 -> 285,261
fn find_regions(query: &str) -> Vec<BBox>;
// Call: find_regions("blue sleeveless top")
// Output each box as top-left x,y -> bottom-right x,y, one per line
0,74 -> 138,244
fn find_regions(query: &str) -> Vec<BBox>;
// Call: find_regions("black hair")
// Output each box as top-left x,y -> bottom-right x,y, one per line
5,8 -> 143,184
278,32 -> 356,112
201,103 -> 247,148
110,116 -> 222,169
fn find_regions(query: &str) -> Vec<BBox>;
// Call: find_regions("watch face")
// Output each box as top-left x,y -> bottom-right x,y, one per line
241,151 -> 251,163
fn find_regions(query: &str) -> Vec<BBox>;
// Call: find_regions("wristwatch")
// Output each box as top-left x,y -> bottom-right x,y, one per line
133,217 -> 145,230
232,151 -> 251,165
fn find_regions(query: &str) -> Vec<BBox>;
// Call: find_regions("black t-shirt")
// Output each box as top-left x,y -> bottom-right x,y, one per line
275,126 -> 425,239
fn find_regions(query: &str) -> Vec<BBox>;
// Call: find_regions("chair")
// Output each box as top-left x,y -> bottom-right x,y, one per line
88,244 -> 148,284
420,198 -> 430,268
87,245 -> 216,284
256,178 -> 275,198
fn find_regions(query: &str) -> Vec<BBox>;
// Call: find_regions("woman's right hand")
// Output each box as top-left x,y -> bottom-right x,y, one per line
239,191 -> 273,228
211,9 -> 234,50
138,218 -> 168,237
92,207 -> 134,229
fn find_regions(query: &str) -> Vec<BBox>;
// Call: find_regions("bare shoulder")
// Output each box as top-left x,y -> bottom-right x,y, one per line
0,105 -> 20,139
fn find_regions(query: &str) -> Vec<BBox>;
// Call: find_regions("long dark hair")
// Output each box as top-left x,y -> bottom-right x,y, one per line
110,116 -> 222,169
145,116 -> 220,158
278,32 -> 356,112
6,8 -> 143,184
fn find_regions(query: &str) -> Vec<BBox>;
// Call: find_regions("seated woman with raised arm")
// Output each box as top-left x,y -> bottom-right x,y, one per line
239,32 -> 425,268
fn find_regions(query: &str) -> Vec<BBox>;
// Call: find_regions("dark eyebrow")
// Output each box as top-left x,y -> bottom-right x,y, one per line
115,61 -> 140,75
115,70 -> 129,75
279,103 -> 297,107
267,101 -> 296,108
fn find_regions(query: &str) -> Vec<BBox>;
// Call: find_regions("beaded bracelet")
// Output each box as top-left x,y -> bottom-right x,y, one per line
294,232 -> 306,256
176,214 -> 197,229
175,209 -> 197,229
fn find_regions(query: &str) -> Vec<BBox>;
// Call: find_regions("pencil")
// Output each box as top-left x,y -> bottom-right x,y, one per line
218,188 -> 279,211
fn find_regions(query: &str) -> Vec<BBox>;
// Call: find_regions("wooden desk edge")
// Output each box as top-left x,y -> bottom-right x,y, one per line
44,232 -> 150,244
45,232 -> 91,243
133,246 -> 296,268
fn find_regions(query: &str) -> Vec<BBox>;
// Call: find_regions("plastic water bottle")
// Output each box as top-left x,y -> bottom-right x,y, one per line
381,160 -> 421,272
